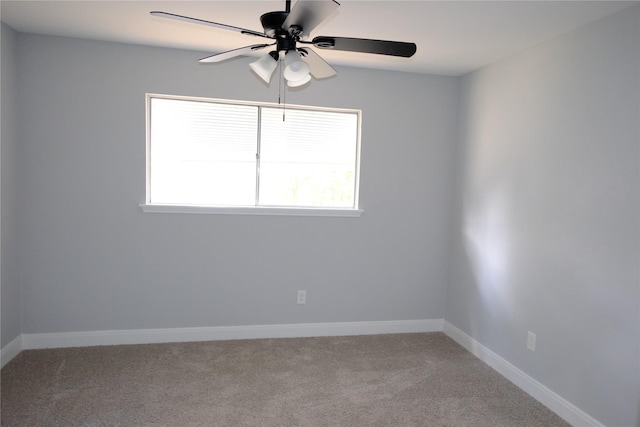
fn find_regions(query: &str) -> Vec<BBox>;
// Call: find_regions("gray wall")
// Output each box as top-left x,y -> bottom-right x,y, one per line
1,23 -> 22,348
445,5 -> 639,427
15,33 -> 459,333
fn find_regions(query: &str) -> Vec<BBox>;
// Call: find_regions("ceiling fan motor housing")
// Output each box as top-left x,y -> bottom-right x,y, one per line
276,36 -> 297,53
260,11 -> 289,38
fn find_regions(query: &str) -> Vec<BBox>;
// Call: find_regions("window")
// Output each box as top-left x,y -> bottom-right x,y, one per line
144,94 -> 362,216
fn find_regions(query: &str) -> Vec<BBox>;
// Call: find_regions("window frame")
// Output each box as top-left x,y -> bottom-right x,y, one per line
141,93 -> 363,217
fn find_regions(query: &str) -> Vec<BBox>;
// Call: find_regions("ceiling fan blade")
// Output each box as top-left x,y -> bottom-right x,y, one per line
312,36 -> 417,57
199,43 -> 275,63
282,0 -> 340,39
150,11 -> 269,39
299,48 -> 336,79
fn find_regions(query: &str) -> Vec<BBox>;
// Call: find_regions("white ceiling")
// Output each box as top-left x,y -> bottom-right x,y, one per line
1,0 -> 636,76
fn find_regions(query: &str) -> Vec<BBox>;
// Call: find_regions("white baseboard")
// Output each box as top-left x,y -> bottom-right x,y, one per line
443,321 -> 605,427
19,319 -> 443,350
1,335 -> 23,368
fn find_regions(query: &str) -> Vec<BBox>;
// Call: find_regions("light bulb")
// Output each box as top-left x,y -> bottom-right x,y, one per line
283,50 -> 310,82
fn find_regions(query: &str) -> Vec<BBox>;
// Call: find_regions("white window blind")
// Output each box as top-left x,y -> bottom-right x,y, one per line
146,94 -> 360,210
260,107 -> 358,208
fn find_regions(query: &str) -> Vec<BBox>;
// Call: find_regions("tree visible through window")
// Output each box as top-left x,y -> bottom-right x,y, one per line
147,94 -> 360,210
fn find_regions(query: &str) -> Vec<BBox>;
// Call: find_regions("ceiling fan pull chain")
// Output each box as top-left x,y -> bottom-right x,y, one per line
282,74 -> 287,122
277,57 -> 283,105
277,56 -> 286,121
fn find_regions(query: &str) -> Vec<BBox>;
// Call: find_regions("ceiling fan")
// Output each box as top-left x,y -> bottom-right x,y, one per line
150,0 -> 417,87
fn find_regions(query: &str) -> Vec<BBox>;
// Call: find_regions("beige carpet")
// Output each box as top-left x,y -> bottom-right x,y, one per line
1,332 -> 569,426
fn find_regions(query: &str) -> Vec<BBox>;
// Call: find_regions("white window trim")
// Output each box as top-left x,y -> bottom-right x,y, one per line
139,203 -> 363,217
141,93 -> 363,217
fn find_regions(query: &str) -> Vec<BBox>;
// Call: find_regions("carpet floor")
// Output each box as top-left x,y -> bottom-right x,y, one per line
1,332 -> 569,426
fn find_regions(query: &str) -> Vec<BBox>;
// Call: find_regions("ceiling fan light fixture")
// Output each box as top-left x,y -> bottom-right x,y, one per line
283,50 -> 310,82
287,73 -> 312,88
249,51 -> 279,83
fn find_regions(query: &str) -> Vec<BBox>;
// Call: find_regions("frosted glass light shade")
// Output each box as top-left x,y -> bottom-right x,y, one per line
287,73 -> 311,87
283,50 -> 310,82
249,53 -> 278,83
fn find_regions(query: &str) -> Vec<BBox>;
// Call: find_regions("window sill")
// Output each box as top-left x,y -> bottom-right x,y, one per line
139,204 -> 363,217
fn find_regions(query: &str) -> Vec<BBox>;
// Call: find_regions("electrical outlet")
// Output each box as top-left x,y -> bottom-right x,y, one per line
297,290 -> 307,304
527,331 -> 536,352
